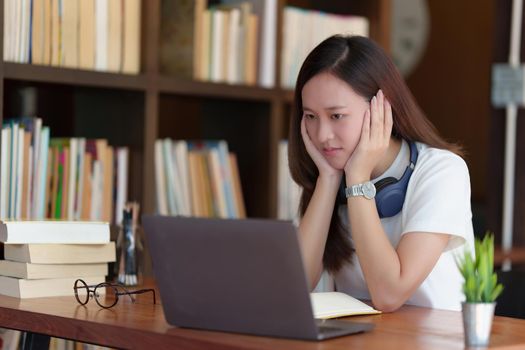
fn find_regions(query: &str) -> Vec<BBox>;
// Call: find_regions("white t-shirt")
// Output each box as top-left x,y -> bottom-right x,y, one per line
332,140 -> 474,311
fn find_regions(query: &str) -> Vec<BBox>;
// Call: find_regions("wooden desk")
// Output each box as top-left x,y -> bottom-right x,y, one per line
1,291 -> 525,350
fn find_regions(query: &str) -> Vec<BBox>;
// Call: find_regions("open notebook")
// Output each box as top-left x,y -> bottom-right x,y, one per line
311,292 -> 381,319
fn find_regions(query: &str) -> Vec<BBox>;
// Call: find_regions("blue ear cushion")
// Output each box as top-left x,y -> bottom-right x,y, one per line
375,187 -> 406,218
374,177 -> 397,192
335,141 -> 417,212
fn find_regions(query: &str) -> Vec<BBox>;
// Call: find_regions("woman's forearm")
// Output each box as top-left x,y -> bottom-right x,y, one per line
346,195 -> 404,310
347,194 -> 451,312
298,175 -> 340,289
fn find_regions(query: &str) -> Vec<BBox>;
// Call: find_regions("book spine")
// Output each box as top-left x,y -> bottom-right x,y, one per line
154,140 -> 168,215
0,128 -> 10,219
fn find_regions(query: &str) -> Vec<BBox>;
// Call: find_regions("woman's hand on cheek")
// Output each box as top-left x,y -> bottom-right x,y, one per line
344,90 -> 393,183
301,117 -> 342,179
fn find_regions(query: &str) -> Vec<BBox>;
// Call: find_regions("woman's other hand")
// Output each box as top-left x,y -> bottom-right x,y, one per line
344,89 -> 393,183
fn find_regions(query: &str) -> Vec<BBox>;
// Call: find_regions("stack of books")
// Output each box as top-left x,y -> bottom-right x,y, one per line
0,220 -> 115,298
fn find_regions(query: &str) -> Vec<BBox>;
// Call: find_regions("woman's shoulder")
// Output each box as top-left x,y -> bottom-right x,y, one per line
413,142 -> 469,178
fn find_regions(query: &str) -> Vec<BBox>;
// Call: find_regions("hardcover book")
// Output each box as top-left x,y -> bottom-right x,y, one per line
0,220 -> 110,244
4,242 -> 116,264
0,275 -> 105,298
0,260 -> 108,279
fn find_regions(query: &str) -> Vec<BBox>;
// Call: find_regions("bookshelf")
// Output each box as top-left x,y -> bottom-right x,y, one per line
0,0 -> 392,219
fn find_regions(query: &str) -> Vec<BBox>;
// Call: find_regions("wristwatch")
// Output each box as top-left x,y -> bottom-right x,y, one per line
345,181 -> 376,200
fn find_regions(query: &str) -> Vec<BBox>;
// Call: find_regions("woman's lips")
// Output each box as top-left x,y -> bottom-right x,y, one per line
322,147 -> 342,156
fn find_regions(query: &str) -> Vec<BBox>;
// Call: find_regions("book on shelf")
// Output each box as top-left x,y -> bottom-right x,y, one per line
79,0 -> 96,70
95,0 -> 109,71
62,0 -> 80,68
107,0 -> 123,72
245,13 -> 259,85
200,9 -> 212,80
42,0 -> 52,65
197,149 -> 214,217
223,0 -> 277,88
154,140 -> 168,216
121,0 -> 141,74
4,242 -> 116,264
3,0 -> 141,73
311,292 -> 380,319
103,143 -> 115,223
154,139 -> 245,218
277,140 -> 301,221
114,148 -> 129,225
0,328 -> 21,350
31,0 -> 45,65
50,0 -> 60,66
209,8 -> 226,83
280,6 -> 369,88
0,260 -> 108,279
208,148 -> 228,218
160,0 -> 200,79
189,151 -> 210,217
229,153 -> 246,218
0,220 -> 110,244
0,275 -> 105,298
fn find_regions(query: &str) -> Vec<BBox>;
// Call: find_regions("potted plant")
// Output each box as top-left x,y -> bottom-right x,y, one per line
456,232 -> 504,347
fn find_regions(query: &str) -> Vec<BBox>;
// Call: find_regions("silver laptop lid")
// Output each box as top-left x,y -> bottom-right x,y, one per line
143,215 -> 319,339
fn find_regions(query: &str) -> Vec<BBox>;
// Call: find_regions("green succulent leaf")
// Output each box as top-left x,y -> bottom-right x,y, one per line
455,232 -> 503,303
492,283 -> 504,301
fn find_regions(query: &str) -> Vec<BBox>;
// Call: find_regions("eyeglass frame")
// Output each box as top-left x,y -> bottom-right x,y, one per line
73,278 -> 156,309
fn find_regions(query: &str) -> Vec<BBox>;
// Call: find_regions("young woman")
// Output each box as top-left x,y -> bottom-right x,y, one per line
288,35 -> 474,312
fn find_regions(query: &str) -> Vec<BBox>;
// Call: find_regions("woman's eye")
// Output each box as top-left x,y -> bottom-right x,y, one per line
303,113 -> 316,120
332,114 -> 344,120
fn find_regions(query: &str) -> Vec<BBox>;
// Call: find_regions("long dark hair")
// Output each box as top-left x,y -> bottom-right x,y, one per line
288,35 -> 462,273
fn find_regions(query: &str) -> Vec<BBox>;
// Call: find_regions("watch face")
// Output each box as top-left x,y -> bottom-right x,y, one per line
362,182 -> 376,200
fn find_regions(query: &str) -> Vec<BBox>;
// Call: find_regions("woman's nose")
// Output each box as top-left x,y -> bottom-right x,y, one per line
317,120 -> 334,142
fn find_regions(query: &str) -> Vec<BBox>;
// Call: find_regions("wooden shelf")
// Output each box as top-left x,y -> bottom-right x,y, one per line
495,246 -> 525,267
282,88 -> 294,103
3,62 -> 292,103
3,62 -> 148,91
158,76 -> 278,101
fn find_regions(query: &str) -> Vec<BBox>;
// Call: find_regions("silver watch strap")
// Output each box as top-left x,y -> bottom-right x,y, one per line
345,184 -> 362,198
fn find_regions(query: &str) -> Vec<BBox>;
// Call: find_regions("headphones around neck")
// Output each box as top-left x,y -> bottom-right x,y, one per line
337,141 -> 419,218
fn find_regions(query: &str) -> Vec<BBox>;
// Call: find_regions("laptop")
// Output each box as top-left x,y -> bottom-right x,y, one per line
142,215 -> 374,341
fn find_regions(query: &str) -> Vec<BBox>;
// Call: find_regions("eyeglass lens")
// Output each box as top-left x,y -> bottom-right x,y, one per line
74,279 -> 89,305
94,283 -> 118,308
